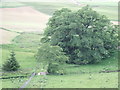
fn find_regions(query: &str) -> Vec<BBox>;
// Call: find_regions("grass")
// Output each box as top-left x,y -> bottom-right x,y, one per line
1,49 -> 36,69
1,47 -> 38,88
80,1 -> 118,7
1,47 -> 118,88
23,2 -> 81,15
12,32 -> 42,49
65,55 -> 118,74
0,31 -> 42,52
93,6 -> 118,21
2,77 -> 28,88
25,53 -> 118,88
2,71 -> 118,88
44,73 -> 118,88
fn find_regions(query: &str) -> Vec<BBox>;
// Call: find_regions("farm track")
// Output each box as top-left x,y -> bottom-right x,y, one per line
19,72 -> 36,89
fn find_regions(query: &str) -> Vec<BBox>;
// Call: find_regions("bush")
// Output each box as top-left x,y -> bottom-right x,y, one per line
41,6 -> 118,64
2,51 -> 20,71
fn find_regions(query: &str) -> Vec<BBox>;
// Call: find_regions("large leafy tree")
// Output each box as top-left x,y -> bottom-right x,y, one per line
41,6 -> 118,64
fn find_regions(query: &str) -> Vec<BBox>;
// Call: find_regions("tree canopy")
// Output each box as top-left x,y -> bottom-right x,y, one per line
41,6 -> 118,64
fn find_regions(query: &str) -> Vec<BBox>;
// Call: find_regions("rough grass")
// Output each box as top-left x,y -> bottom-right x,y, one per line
12,32 -> 42,49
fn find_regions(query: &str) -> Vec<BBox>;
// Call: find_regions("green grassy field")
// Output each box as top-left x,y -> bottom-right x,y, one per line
1,49 -> 36,69
2,72 -> 118,88
1,47 -> 118,88
43,73 -> 118,88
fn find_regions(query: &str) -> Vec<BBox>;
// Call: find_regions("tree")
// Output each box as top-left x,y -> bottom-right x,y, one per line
41,6 -> 118,64
2,51 -> 20,71
35,44 -> 68,74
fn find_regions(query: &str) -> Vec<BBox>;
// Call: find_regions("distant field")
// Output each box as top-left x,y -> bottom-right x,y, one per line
1,2 -> 118,21
0,6 -> 50,32
23,2 -> 81,15
0,2 -> 25,8
0,1 -> 118,35
23,1 -> 118,21
0,29 -> 19,44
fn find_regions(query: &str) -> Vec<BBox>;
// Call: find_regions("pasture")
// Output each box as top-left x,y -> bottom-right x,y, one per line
1,48 -> 118,88
0,1 -> 119,89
